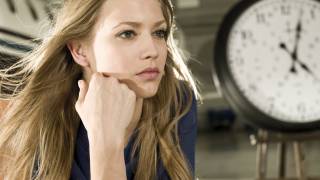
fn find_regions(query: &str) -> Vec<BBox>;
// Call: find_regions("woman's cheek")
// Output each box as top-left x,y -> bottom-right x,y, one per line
95,46 -> 128,72
160,50 -> 167,70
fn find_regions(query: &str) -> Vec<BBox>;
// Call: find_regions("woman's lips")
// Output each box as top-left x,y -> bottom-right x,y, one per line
136,67 -> 160,80
136,71 -> 159,80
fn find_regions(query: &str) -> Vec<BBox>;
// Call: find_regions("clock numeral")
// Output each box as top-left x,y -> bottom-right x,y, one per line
256,13 -> 267,24
5,0 -> 40,21
281,5 -> 291,16
241,30 -> 253,40
310,9 -> 316,19
297,103 -> 306,115
233,58 -> 244,66
267,98 -> 275,114
6,0 -> 15,13
249,84 -> 258,92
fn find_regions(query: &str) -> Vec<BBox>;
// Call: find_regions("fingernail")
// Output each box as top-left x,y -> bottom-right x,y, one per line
78,80 -> 82,89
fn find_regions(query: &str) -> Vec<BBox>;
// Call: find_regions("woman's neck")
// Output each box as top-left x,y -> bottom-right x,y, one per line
124,97 -> 143,146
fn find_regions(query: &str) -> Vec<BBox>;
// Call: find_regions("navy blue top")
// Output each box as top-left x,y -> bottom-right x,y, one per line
70,93 -> 197,180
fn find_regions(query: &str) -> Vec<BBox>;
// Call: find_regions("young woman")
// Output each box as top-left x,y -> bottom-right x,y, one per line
0,0 -> 200,179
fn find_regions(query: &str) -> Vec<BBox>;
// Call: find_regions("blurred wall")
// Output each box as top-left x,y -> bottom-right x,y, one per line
174,0 -> 240,129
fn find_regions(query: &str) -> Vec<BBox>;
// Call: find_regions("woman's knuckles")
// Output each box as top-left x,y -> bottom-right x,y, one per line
90,73 -> 100,82
127,90 -> 136,100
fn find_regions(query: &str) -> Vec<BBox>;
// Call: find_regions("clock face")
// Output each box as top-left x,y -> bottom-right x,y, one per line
226,0 -> 320,123
0,0 -> 49,57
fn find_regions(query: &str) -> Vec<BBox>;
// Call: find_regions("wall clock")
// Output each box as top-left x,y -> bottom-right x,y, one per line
213,0 -> 320,132
0,0 -> 49,59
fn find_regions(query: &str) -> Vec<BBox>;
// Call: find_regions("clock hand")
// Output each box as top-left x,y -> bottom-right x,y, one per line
280,42 -> 317,79
292,11 -> 303,62
299,61 -> 312,73
289,11 -> 318,80
296,59 -> 319,81
279,11 -> 304,75
279,42 -> 297,73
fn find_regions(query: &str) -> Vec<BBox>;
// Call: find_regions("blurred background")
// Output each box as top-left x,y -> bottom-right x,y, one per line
1,0 -> 320,179
172,0 -> 320,179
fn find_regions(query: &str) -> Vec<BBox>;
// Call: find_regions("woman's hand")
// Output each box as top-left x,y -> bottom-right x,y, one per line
75,72 -> 137,148
75,72 -> 138,180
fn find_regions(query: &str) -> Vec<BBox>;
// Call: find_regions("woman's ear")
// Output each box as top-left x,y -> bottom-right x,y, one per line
67,40 -> 89,67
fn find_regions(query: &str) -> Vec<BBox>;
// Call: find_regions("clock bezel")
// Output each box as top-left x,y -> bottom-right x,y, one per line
213,0 -> 320,132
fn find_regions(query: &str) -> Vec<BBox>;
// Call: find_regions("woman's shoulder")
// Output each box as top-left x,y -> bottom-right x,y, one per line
177,80 -> 197,135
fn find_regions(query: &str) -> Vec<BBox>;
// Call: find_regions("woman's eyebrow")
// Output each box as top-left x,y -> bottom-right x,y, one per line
112,20 -> 167,29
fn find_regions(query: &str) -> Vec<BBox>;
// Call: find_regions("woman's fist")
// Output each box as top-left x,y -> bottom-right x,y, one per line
75,73 -> 137,147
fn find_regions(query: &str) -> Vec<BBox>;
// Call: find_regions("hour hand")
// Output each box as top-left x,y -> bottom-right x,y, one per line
279,42 -> 297,73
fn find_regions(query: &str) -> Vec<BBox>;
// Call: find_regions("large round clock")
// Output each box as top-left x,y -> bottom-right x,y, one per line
213,0 -> 320,132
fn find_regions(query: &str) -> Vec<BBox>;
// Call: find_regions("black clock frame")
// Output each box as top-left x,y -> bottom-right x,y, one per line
213,0 -> 320,132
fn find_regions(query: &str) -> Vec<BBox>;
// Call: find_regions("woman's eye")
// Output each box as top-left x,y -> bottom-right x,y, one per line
118,30 -> 136,39
154,29 -> 168,39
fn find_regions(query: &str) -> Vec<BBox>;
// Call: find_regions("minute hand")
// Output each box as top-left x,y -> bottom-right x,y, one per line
291,16 -> 302,61
292,15 -> 317,79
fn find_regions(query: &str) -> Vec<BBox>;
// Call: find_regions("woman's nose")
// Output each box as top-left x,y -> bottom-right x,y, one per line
140,35 -> 159,60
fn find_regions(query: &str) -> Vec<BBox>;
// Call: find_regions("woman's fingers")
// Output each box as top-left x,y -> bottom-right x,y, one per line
101,72 -> 143,95
118,78 -> 143,95
101,72 -> 110,78
77,80 -> 88,107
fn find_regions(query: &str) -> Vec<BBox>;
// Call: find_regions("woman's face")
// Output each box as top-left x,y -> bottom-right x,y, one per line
85,0 -> 168,98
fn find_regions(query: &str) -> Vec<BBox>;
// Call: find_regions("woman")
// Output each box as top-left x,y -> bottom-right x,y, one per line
0,0 -> 200,179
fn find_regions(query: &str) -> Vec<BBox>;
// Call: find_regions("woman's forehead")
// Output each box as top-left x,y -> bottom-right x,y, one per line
98,0 -> 165,24
93,0 -> 167,33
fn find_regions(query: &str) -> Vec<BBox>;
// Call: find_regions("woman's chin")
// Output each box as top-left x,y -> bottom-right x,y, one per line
130,76 -> 163,98
135,85 -> 159,98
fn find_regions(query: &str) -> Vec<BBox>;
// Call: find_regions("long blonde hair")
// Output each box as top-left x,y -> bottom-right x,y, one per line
0,0 -> 200,179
